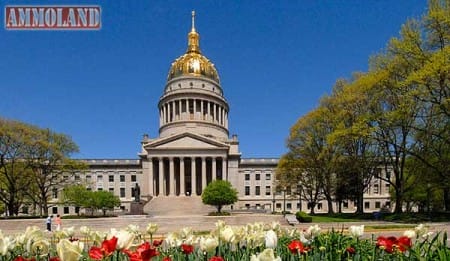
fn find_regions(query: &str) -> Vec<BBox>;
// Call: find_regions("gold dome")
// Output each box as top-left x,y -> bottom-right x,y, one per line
167,11 -> 220,83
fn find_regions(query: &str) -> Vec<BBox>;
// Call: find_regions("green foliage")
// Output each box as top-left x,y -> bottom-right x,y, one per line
279,0 -> 450,214
201,180 -> 238,213
295,211 -> 312,223
62,185 -> 120,216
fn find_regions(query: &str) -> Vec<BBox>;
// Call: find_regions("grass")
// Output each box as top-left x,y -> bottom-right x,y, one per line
310,215 -> 362,223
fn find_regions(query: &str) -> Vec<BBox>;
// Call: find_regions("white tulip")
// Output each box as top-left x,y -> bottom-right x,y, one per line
348,225 -> 364,238
146,223 -> 158,234
220,226 -> 235,243
0,236 -> 14,255
250,248 -> 282,261
415,224 -> 427,237
199,236 -> 219,253
403,230 -> 416,239
265,230 -> 278,249
56,239 -> 84,261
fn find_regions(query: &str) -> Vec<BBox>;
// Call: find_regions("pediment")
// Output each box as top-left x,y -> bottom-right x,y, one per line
144,133 -> 228,150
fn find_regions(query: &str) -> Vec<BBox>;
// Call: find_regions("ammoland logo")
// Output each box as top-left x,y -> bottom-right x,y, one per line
5,5 -> 101,30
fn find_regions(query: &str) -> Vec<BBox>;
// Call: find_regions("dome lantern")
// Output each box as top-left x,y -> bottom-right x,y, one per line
167,11 -> 220,83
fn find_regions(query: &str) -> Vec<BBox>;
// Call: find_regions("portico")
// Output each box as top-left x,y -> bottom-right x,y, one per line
146,155 -> 227,196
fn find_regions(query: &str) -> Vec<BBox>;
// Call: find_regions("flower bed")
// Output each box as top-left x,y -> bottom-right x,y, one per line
0,221 -> 448,260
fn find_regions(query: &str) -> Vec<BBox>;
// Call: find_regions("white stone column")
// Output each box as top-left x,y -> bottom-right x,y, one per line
169,157 -> 175,196
201,157 -> 207,191
207,102 -> 211,121
200,100 -> 204,120
158,158 -> 164,196
148,157 -> 154,196
223,158 -> 227,181
191,157 -> 196,196
180,158 -> 185,196
178,99 -> 182,120
212,157 -> 216,181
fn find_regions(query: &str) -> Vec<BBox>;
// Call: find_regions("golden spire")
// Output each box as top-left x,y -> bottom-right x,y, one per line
187,10 -> 200,53
191,10 -> 196,32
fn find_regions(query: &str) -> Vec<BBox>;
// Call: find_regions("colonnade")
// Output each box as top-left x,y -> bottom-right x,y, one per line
159,98 -> 228,128
148,156 -> 227,196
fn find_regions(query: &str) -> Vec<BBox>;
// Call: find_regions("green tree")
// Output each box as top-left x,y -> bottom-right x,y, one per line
0,118 -> 37,216
201,180 -> 238,213
90,190 -> 121,216
62,185 -> 120,216
26,128 -> 85,216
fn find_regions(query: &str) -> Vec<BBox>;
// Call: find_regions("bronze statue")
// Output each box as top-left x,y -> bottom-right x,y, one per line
134,183 -> 140,202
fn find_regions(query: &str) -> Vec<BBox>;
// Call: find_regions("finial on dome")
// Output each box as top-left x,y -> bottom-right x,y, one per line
187,11 -> 200,53
191,10 -> 196,32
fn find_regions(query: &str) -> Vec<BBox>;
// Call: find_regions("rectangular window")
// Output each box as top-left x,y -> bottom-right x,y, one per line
276,203 -> 281,209
86,175 -> 91,181
265,173 -> 271,180
365,202 -> 370,209
52,207 -> 58,214
131,188 -> 135,197
97,175 -> 103,181
296,203 -> 301,209
120,175 -> 125,182
64,207 -> 69,214
255,186 -> 260,196
374,184 -> 379,194
120,188 -> 126,197
131,175 -> 137,182
265,186 -> 271,196
245,174 -> 250,181
97,188 -> 103,191
52,188 -> 58,199
245,204 -> 250,209
287,203 -> 292,210
109,175 -> 114,182
375,201 -> 381,208
109,188 -> 114,193
245,186 -> 250,196
343,201 -> 349,208
75,207 -> 80,214
75,175 -> 80,181
255,174 -> 260,180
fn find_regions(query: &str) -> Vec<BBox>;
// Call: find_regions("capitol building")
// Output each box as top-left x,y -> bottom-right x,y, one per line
52,13 -> 391,216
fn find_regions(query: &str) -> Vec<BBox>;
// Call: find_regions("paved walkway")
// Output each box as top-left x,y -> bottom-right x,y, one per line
0,214 -> 448,240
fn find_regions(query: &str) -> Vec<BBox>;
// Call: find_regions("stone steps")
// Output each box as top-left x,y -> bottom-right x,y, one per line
144,196 -> 216,216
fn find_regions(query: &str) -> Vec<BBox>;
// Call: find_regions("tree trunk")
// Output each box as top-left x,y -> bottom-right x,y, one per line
443,188 -> 450,212
394,180 -> 403,214
325,194 -> 334,214
217,205 -> 222,213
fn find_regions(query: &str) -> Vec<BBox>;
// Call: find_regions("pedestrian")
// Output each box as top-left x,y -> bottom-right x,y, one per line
55,214 -> 62,231
46,215 -> 53,232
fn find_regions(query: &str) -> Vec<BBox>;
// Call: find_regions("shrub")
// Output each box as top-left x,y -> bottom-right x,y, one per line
296,211 -> 312,223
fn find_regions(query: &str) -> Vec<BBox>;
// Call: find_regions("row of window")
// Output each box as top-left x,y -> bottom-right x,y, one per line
52,187 -> 137,199
87,174 -> 137,182
244,186 -> 271,196
244,173 -> 271,181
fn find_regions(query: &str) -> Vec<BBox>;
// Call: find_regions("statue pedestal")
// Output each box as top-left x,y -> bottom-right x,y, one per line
129,201 -> 144,215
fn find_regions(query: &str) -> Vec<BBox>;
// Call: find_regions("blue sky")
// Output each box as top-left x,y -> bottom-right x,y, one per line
0,0 -> 427,159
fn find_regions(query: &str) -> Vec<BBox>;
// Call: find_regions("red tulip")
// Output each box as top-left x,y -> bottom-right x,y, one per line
14,257 -> 36,261
162,257 -> 172,261
396,236 -> 412,252
49,257 -> 60,261
346,246 -> 356,255
209,256 -> 225,261
181,244 -> 194,255
89,236 -> 119,260
102,236 -> 118,255
152,239 -> 163,247
124,242 -> 159,261
288,240 -> 306,254
377,236 -> 412,253
89,246 -> 104,260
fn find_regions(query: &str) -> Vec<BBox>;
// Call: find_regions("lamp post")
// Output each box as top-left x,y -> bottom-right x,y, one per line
427,183 -> 431,221
272,191 -> 276,214
283,187 -> 286,216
